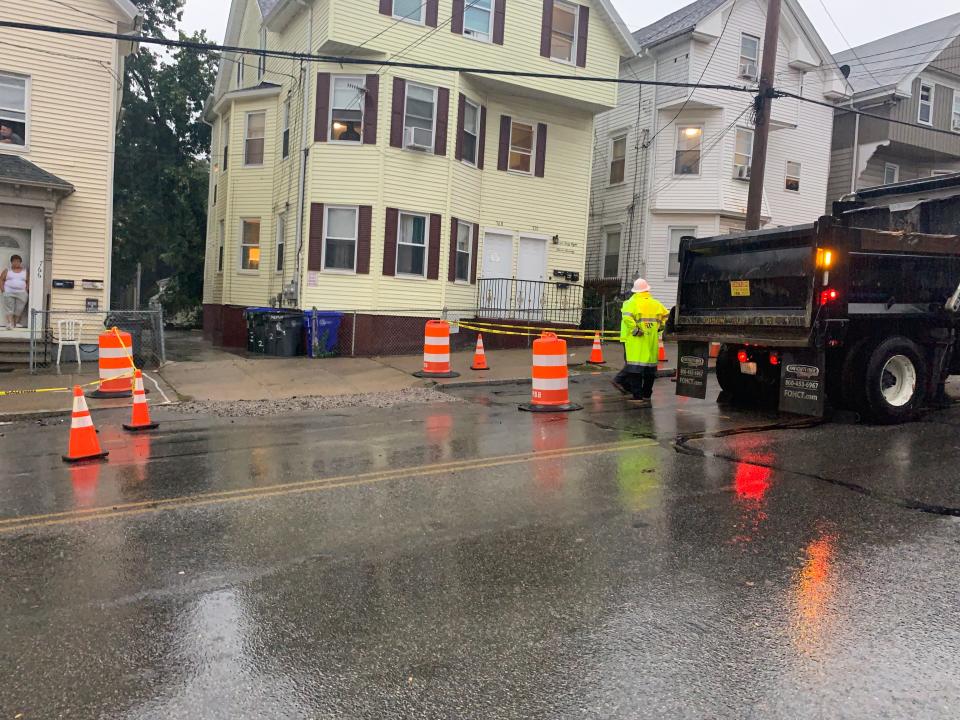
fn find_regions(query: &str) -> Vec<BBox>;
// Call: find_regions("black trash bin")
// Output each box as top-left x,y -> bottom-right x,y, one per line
245,307 -> 274,354
246,308 -> 304,357
105,312 -> 155,366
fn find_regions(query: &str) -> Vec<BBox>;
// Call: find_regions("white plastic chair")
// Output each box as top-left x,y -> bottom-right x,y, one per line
56,319 -> 82,369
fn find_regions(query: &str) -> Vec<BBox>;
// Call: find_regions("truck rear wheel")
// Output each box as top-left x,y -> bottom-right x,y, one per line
716,345 -> 761,400
860,337 -> 929,424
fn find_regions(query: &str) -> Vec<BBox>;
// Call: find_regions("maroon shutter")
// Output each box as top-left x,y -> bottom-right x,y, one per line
448,216 -> 459,282
363,75 -> 379,145
425,0 -> 439,27
390,78 -> 406,148
379,0 -> 392,15
357,206 -> 372,274
478,105 -> 487,169
308,203 -> 324,271
451,0 -> 464,33
535,122 -> 547,177
540,0 -> 553,58
383,208 -> 398,276
454,93 -> 466,161
435,87 -> 450,156
470,223 -> 480,283
493,0 -> 506,44
427,214 -> 442,280
497,114 -> 511,171
576,5 -> 589,67
314,73 -> 330,142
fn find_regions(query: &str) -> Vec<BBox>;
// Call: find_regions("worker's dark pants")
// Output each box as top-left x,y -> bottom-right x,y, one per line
614,364 -> 658,400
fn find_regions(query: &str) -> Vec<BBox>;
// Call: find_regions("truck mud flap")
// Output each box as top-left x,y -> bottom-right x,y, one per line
676,341 -> 710,399
779,349 -> 826,417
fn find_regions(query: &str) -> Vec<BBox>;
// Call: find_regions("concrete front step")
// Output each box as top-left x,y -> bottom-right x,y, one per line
0,338 -> 47,366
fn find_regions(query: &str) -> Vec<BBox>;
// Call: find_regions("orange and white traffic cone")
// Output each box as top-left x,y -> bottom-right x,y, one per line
123,370 -> 158,432
62,386 -> 109,463
587,332 -> 605,365
658,339 -> 667,363
470,334 -> 489,371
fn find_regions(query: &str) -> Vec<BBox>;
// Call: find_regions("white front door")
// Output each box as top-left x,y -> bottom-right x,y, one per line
517,236 -> 547,320
479,232 -> 514,318
0,206 -> 45,335
0,226 -> 32,332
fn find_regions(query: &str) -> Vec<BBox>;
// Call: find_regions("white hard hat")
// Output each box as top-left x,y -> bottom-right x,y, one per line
632,278 -> 651,294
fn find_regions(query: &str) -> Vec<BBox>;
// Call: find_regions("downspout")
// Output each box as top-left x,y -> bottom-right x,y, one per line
293,0 -> 313,308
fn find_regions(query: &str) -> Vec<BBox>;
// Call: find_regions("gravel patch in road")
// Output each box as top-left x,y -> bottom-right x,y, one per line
170,387 -> 460,417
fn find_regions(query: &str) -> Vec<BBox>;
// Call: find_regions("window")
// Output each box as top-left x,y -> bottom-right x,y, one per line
785,161 -> 801,191
323,206 -> 358,271
217,220 -> 225,273
455,221 -> 472,282
276,215 -> 286,273
884,163 -> 899,185
602,228 -> 621,278
550,1 -> 578,63
668,227 -> 695,277
245,112 -> 265,166
404,83 -> 436,149
330,76 -> 365,142
282,98 -> 291,158
462,98 -> 480,165
509,120 -> 534,173
734,127 -> 754,179
0,73 -> 27,147
222,120 -> 229,171
918,82 -> 934,125
236,57 -> 244,88
952,90 -> 960,132
739,34 -> 760,80
240,219 -> 261,271
258,28 -> 267,80
609,135 -> 626,185
464,0 -> 493,41
397,212 -> 428,276
674,126 -> 702,175
393,0 -> 425,24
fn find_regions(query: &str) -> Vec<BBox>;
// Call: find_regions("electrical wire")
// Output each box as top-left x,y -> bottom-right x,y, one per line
815,0 -> 886,88
45,0 -> 116,26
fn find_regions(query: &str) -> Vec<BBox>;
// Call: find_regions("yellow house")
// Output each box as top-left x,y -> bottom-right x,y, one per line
203,0 -> 636,352
0,0 -> 140,352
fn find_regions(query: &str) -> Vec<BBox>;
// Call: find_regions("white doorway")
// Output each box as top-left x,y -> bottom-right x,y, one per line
479,231 -> 513,318
517,235 -> 548,320
0,212 -> 41,336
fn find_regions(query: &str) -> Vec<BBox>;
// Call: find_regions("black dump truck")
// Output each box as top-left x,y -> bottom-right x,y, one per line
665,173 -> 960,423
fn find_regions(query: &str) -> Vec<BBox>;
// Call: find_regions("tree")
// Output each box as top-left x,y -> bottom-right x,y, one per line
112,0 -> 219,316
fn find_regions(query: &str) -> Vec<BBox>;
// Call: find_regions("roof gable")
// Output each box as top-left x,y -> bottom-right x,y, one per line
632,0 -> 726,49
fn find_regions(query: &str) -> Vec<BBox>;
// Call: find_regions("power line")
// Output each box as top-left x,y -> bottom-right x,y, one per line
351,1 -> 432,56
46,0 -> 116,26
835,31 -> 960,63
375,0 -> 486,76
815,0 -> 885,88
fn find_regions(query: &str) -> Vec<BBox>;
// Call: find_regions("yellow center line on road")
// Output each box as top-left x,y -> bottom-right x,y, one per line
0,439 -> 660,533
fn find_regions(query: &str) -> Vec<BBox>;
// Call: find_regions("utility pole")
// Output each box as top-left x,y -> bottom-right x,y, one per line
745,0 -> 783,230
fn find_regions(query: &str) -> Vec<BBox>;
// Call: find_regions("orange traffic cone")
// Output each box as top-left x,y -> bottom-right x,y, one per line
658,340 -> 667,363
470,334 -> 489,371
123,370 -> 159,432
63,386 -> 109,463
587,332 -> 605,365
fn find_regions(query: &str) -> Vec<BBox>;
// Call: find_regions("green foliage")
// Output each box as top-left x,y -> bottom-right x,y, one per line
112,0 -> 218,313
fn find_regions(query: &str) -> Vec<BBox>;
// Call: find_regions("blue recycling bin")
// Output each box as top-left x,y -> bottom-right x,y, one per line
304,310 -> 344,357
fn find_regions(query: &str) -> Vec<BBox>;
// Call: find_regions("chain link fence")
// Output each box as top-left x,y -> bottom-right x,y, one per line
29,308 -> 165,372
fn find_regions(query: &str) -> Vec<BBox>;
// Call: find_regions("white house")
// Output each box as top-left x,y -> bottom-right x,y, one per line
586,0 -> 849,306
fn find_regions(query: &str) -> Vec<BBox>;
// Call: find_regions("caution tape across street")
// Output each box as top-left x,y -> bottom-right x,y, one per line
455,320 -> 616,342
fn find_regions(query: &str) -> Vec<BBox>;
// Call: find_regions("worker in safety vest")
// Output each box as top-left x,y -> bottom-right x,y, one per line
612,278 -> 668,407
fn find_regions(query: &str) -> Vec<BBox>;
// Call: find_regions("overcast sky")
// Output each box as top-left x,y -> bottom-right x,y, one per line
182,0 -> 958,54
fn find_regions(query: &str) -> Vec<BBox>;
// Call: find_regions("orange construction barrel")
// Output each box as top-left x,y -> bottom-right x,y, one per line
88,328 -> 135,398
519,332 -> 582,413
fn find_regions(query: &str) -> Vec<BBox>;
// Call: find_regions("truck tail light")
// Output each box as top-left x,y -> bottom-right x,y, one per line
820,288 -> 838,305
737,349 -> 749,363
769,352 -> 780,366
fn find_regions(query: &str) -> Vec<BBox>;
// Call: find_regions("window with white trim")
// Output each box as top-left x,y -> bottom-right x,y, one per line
404,83 -> 436,150
602,228 -> 621,278
918,82 -> 934,125
0,73 -> 27,148
462,98 -> 480,165
282,97 -> 291,158
785,161 -> 801,191
550,0 -> 578,63
509,120 -> 534,173
240,219 -> 261,271
668,227 -> 695,277
323,206 -> 358,272
609,134 -> 626,185
464,0 -> 493,41
330,76 -> 364,142
217,220 -> 224,273
244,111 -> 265,166
393,0 -> 425,24
734,127 -> 754,179
884,163 -> 899,185
397,212 -> 428,276
952,90 -> 960,132
258,28 -> 267,80
455,220 -> 472,282
276,215 -> 286,273
739,34 -> 759,80
674,126 -> 702,175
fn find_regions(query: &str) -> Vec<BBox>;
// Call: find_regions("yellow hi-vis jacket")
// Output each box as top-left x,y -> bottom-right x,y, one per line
620,292 -> 668,368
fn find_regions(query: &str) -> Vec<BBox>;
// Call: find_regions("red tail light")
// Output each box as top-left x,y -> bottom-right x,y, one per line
820,288 -> 839,305
737,350 -> 749,363
769,352 -> 780,366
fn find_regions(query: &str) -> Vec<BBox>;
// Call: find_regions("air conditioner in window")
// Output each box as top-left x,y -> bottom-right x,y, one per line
734,164 -> 751,180
404,126 -> 433,151
739,61 -> 758,80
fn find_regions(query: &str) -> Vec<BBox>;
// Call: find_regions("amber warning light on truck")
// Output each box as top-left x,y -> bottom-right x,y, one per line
816,248 -> 834,269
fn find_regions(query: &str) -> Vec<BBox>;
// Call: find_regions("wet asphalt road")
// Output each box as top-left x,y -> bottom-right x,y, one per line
2,376 -> 960,719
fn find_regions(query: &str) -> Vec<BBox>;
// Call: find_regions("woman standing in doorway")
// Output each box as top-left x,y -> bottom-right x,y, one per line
1,254 -> 29,329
